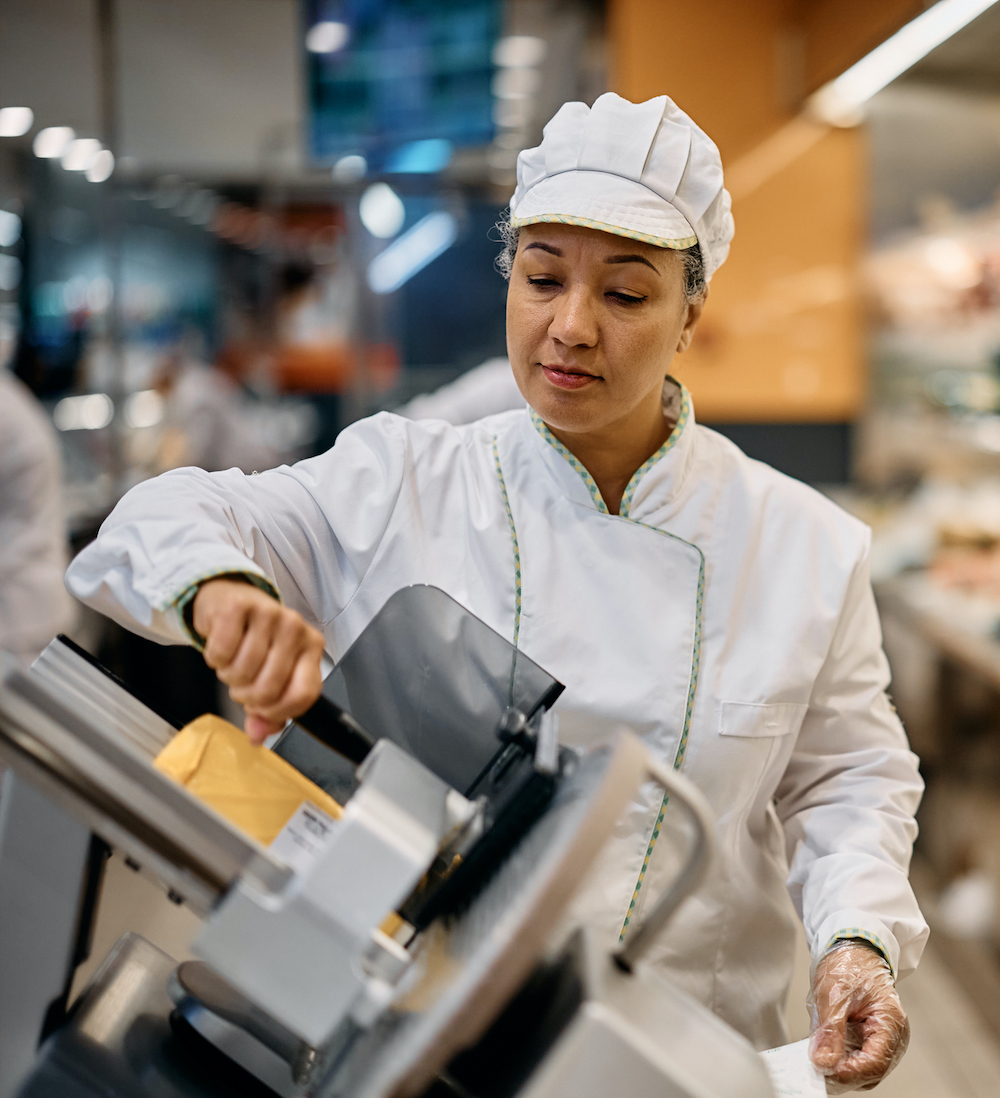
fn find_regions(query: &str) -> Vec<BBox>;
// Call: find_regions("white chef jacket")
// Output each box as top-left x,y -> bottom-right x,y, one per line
65,384 -> 927,1048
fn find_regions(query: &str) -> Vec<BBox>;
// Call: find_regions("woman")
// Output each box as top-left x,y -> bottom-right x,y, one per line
66,93 -> 925,1091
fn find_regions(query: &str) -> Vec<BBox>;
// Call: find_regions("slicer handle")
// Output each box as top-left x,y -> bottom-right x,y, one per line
614,758 -> 716,972
293,695 -> 374,765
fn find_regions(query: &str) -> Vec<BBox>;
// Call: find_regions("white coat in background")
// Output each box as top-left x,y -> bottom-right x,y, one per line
0,372 -> 74,661
395,357 -> 525,425
160,360 -> 278,474
65,386 -> 928,1048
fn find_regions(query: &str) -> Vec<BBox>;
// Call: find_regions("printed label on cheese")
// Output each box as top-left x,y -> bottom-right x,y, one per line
269,801 -> 339,874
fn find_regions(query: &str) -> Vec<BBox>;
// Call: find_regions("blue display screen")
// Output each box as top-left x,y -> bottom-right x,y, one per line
305,0 -> 500,171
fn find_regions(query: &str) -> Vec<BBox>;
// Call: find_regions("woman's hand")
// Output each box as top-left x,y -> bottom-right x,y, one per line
192,577 -> 325,744
808,942 -> 910,1092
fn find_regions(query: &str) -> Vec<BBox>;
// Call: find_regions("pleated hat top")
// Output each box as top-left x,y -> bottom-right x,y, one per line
510,92 -> 735,279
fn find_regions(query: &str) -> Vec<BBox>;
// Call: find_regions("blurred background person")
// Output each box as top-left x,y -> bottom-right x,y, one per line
152,341 -> 278,474
0,366 -> 74,662
395,355 -> 524,423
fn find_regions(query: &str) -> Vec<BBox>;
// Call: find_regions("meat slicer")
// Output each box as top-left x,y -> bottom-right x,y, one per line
0,585 -> 776,1098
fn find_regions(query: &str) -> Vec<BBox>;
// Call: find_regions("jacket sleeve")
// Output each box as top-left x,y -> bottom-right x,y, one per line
774,537 -> 929,980
65,413 -> 410,646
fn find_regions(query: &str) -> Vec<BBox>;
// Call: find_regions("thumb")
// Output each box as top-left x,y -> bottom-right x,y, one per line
245,712 -> 283,744
810,1006 -> 848,1073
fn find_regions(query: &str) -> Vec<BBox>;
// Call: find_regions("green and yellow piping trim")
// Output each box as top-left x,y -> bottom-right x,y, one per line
527,384 -> 691,520
511,212 -> 698,253
618,534 -> 703,941
823,928 -> 896,980
526,388 -> 704,941
492,437 -> 523,705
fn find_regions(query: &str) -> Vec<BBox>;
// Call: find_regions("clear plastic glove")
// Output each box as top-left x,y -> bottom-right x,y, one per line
808,941 -> 910,1093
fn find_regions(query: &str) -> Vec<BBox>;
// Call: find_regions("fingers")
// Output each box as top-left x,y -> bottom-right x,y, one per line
809,1006 -> 848,1073
192,578 -> 325,742
218,600 -> 282,691
215,603 -> 277,688
201,596 -> 255,671
227,617 -> 323,711
825,1009 -> 909,1091
244,712 -> 285,745
808,962 -> 850,1072
244,612 -> 315,703
239,643 -> 325,738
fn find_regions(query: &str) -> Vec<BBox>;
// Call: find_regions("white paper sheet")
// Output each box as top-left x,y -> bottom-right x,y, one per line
760,1039 -> 828,1097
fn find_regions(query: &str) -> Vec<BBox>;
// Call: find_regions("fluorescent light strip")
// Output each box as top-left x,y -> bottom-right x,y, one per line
810,0 -> 999,124
367,211 -> 458,294
53,393 -> 114,431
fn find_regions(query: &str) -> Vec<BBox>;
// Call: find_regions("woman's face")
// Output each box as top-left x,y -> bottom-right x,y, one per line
506,222 -> 704,434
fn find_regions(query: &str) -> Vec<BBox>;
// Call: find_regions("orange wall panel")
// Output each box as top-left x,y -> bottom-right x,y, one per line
676,128 -> 866,422
798,0 -> 926,93
608,0 -> 795,158
607,0 -> 892,422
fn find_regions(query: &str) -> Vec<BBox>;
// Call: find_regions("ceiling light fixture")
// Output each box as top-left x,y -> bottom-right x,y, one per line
385,139 -> 453,174
33,126 -> 75,158
62,137 -> 102,171
306,21 -> 349,54
124,390 -> 164,429
808,0 -> 1000,125
86,149 -> 115,183
492,35 -> 547,69
332,154 -> 367,183
0,107 -> 33,137
359,183 -> 405,239
53,393 -> 114,432
367,211 -> 458,294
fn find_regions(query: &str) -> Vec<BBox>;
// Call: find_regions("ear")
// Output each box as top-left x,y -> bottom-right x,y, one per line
675,288 -> 708,354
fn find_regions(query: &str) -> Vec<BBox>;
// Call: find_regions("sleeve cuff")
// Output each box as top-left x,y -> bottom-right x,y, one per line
811,909 -> 899,981
172,569 -> 281,650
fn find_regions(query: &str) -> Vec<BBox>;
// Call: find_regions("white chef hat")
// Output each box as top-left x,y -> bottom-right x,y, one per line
510,92 -> 734,280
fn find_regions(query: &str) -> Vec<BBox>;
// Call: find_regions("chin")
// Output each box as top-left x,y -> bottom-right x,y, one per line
528,387 -> 606,432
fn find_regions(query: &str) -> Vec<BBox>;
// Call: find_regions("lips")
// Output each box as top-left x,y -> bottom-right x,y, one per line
541,364 -> 600,390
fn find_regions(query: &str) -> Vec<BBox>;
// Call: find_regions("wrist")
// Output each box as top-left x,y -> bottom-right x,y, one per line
176,571 -> 280,649
811,910 -> 900,982
822,931 -> 893,979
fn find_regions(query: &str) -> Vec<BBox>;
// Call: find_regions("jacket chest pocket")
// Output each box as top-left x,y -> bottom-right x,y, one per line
706,702 -> 808,829
719,701 -> 808,739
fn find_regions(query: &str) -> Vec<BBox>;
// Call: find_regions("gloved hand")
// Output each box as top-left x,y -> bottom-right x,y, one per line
808,941 -> 910,1093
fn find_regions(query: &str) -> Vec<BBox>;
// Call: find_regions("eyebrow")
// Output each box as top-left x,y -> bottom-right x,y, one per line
606,254 -> 660,274
523,241 -> 660,274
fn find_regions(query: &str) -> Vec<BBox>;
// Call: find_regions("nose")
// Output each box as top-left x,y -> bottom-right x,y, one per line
548,285 -> 599,349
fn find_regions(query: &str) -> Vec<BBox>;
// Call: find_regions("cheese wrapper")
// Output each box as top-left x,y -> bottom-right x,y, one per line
154,714 -> 342,846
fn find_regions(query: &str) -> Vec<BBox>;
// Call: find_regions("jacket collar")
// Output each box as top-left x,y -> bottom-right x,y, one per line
525,378 -> 697,520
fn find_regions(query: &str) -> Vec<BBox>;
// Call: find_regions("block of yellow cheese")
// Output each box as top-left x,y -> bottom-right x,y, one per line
154,713 -> 342,847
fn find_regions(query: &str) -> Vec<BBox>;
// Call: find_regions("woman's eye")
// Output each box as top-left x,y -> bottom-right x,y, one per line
608,291 -> 647,305
527,277 -> 560,288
